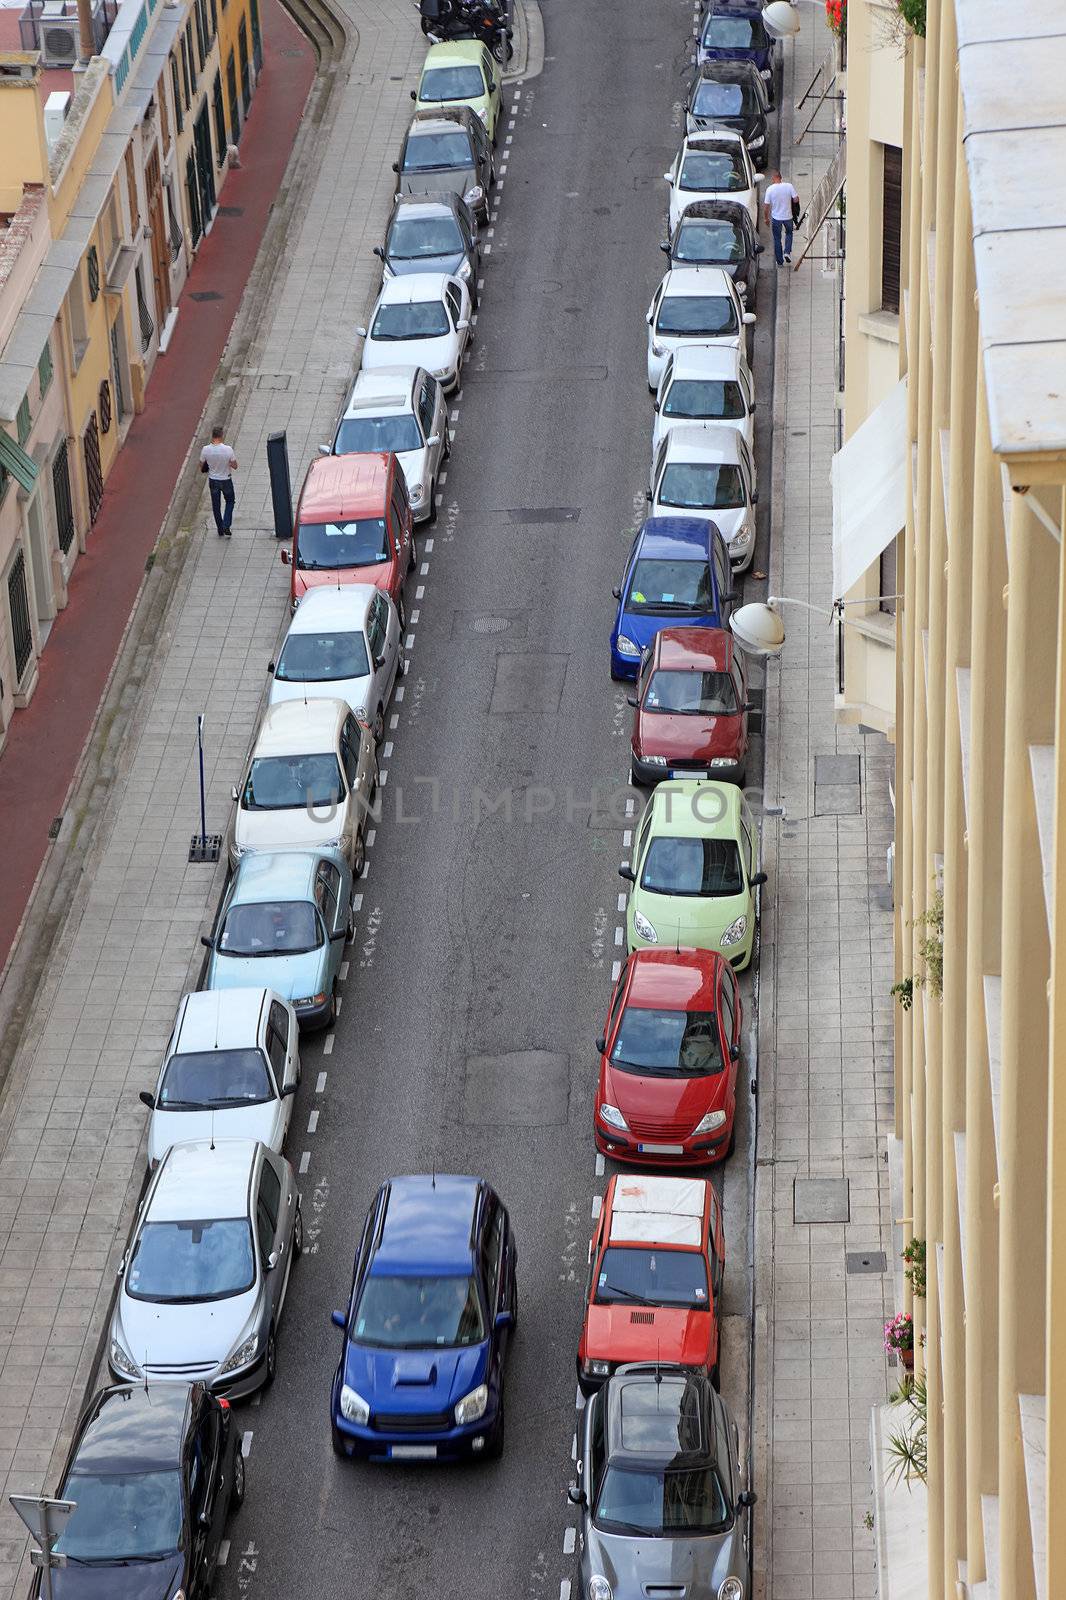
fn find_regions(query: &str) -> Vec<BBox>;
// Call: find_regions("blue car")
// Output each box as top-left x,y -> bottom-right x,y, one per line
330,1174 -> 518,1462
203,849 -> 353,1030
697,0 -> 777,101
610,517 -> 735,680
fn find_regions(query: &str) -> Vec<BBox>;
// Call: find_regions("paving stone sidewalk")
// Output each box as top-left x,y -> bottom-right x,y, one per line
0,2 -> 429,1591
751,12 -> 897,1600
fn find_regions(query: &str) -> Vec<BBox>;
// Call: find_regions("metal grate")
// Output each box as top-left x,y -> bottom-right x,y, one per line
226,50 -> 241,143
238,16 -> 251,114
250,0 -> 262,70
83,411 -> 103,525
52,441 -> 75,554
212,70 -> 227,168
99,378 -> 112,435
86,245 -> 100,302
135,265 -> 155,352
7,548 -> 32,683
185,151 -> 202,245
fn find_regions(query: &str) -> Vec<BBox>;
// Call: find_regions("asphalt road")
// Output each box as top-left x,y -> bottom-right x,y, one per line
215,1 -> 778,1595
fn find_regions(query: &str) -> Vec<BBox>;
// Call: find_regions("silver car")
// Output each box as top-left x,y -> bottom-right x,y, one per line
569,1364 -> 754,1600
108,1138 -> 302,1399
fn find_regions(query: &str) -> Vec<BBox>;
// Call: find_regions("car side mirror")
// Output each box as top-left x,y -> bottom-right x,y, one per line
230,784 -> 239,802
567,1484 -> 587,1507
373,244 -> 385,259
281,1081 -> 298,1097
659,241 -> 670,255
330,928 -> 347,943
595,1036 -> 607,1053
748,402 -> 757,415
199,1511 -> 212,1530
266,1251 -> 279,1272
267,660 -> 275,674
495,1309 -> 514,1332
652,398 -> 660,412
355,325 -> 368,338
663,172 -> 673,184
612,586 -> 621,599
280,548 -> 291,565
754,242 -> 765,254
318,443 -> 330,457
738,1489 -> 758,1507
426,433 -> 441,447
410,89 -> 417,100
682,100 -> 689,112
743,311 -> 756,325
752,491 -> 759,504
391,162 -> 399,173
751,871 -> 768,887
457,318 -> 470,330
730,1043 -> 740,1062
201,934 -> 214,949
626,695 -> 637,707
618,865 -> 636,883
644,310 -> 653,326
138,1089 -> 155,1109
645,489 -> 652,502
743,702 -> 756,713
331,1309 -> 347,1330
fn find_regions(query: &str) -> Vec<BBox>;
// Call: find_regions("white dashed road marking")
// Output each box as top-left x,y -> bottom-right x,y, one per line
300,1152 -> 310,1174
315,1072 -> 327,1093
307,1110 -> 319,1134
323,1035 -> 334,1056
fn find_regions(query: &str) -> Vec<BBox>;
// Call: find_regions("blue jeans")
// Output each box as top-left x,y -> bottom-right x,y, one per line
772,217 -> 793,265
209,477 -> 235,533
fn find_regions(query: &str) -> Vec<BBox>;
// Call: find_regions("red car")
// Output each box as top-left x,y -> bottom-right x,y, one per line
578,1173 -> 725,1394
595,948 -> 741,1165
629,626 -> 750,787
281,453 -> 414,622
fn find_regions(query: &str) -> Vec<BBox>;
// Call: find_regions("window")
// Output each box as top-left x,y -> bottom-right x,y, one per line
170,55 -> 184,134
481,1201 -> 505,1308
86,245 -> 100,302
212,71 -> 227,167
269,1000 -> 290,1056
185,20 -> 198,94
314,859 -> 341,924
881,144 -> 902,314
444,283 -> 462,324
7,549 -> 33,683
605,970 -> 627,1036
340,723 -> 361,787
38,340 -> 53,398
227,51 -> 240,142
180,33 -> 192,108
258,1158 -> 282,1232
15,397 -> 30,448
52,441 -> 75,556
417,375 -> 437,437
880,535 -> 898,616
124,146 -> 139,233
265,1020 -> 287,1081
158,74 -> 171,149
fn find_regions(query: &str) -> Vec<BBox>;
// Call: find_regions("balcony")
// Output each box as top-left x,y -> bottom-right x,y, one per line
18,0 -> 118,63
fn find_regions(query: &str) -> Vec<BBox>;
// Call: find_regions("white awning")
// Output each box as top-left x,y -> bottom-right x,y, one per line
831,377 -> 908,598
793,138 -> 845,268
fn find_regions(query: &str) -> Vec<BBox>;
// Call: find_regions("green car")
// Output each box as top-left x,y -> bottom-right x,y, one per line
413,40 -> 504,143
622,780 -> 766,969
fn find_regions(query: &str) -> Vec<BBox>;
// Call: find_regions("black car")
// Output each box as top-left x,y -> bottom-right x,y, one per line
392,106 -> 494,223
374,193 -> 481,302
662,201 -> 764,306
684,61 -> 771,168
36,1382 -> 244,1600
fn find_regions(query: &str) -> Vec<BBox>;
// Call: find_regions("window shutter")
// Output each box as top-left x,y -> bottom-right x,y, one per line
881,144 -> 903,314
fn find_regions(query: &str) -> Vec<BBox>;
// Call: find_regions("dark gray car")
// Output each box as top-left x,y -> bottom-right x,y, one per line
569,1364 -> 754,1600
375,193 -> 481,303
393,106 -> 494,223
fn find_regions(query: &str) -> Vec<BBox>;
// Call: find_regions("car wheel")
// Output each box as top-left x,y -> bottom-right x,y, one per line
352,833 -> 366,881
407,537 -> 417,574
232,1443 -> 246,1507
372,704 -> 385,747
427,480 -> 438,525
726,1118 -> 737,1159
398,595 -> 408,633
293,1203 -> 304,1258
265,1326 -> 277,1388
709,1362 -> 720,1393
331,1427 -> 348,1460
485,1403 -> 505,1460
630,761 -> 648,789
610,666 -> 626,683
346,896 -> 357,942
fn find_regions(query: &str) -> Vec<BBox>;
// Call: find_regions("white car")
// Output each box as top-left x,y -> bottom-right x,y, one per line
663,130 -> 760,232
646,267 -> 754,391
227,698 -> 376,874
652,344 -> 756,456
330,366 -> 447,524
648,422 -> 758,572
140,988 -> 300,1169
268,585 -> 401,745
356,272 -> 472,394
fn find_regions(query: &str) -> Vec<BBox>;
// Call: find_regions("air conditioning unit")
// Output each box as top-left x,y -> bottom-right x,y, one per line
39,4 -> 79,68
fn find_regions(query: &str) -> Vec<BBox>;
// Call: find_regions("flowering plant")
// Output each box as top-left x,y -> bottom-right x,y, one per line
884,1312 -> 914,1353
825,0 -> 846,36
902,1237 -> 926,1298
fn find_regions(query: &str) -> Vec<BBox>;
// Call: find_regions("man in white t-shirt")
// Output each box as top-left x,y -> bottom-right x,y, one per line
199,425 -> 238,537
763,170 -> 801,267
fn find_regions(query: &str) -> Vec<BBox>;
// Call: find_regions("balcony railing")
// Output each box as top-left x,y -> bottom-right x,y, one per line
19,0 -> 118,54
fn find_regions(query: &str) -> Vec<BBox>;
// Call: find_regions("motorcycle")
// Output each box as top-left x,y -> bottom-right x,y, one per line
417,0 -> 514,63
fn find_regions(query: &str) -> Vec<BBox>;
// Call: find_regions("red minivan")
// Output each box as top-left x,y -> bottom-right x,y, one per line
629,626 -> 750,787
282,453 -> 414,621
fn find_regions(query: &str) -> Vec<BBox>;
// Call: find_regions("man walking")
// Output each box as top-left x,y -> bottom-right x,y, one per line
763,169 -> 801,266
200,424 -> 237,537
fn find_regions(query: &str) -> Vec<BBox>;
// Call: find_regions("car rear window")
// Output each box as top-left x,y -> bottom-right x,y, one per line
628,558 -> 713,613
242,753 -> 344,811
693,80 -> 758,118
296,518 -> 389,570
127,1218 -> 256,1302
663,377 -> 746,419
371,302 -> 451,340
678,150 -> 747,192
658,462 -> 746,512
402,130 -> 473,171
641,837 -> 744,897
611,1006 -> 725,1076
595,1244 -> 710,1307
702,15 -> 768,48
353,1274 -> 485,1347
656,295 -> 738,337
159,1048 -> 273,1109
644,668 -> 738,715
219,901 -> 323,956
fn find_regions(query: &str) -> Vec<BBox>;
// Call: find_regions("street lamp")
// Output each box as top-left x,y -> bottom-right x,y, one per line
730,594 -> 903,658
763,2 -> 802,37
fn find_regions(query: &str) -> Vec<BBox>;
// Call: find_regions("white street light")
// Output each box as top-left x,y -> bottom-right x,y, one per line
763,2 -> 802,38
730,593 -> 903,657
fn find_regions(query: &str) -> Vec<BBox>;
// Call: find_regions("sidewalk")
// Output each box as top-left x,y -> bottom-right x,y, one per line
752,12 -> 897,1600
0,0 -> 427,1590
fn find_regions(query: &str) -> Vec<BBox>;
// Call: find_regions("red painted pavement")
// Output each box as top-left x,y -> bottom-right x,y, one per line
0,0 -> 316,968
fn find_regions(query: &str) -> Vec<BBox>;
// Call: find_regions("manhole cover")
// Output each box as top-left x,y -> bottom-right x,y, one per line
190,291 -> 222,302
218,205 -> 243,217
846,1250 -> 888,1274
48,815 -> 63,839
472,616 -> 510,635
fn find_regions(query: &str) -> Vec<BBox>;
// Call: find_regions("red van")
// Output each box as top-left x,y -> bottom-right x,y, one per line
282,453 -> 414,622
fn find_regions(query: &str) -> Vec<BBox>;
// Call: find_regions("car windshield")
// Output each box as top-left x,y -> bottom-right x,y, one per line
642,837 -> 745,897
403,131 -> 473,171
596,1464 -> 731,1535
658,463 -> 745,511
664,377 -> 746,420
675,219 -> 746,264
334,414 -> 422,454
218,900 -> 323,957
158,1048 -> 274,1109
627,558 -> 713,613
693,79 -> 758,117
644,668 -> 738,715
296,518 -> 389,570
595,1244 -> 710,1308
55,1470 -> 183,1562
611,1006 -> 725,1076
388,215 -> 465,259
372,302 -> 450,340
126,1219 -> 256,1303
679,150 -> 746,192
420,64 -> 485,101
353,1274 -> 486,1347
275,630 -> 371,683
242,753 -> 344,811
657,295 -> 738,337
702,15 -> 767,48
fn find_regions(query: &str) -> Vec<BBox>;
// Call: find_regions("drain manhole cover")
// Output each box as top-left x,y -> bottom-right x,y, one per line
218,205 -> 243,217
846,1250 -> 888,1274
190,291 -> 223,302
472,616 -> 510,635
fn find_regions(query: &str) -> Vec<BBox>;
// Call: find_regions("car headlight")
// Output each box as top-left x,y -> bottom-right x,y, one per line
710,756 -> 737,767
616,635 -> 641,658
110,1337 -> 139,1378
454,258 -> 473,280
693,1109 -> 727,1136
589,1580 -> 613,1600
354,704 -> 368,721
454,1383 -> 489,1425
633,910 -> 658,944
230,843 -> 247,859
642,754 -> 668,768
599,1103 -> 628,1132
219,1332 -> 259,1376
731,524 -> 753,551
339,1384 -> 370,1425
581,1358 -> 611,1378
293,993 -> 327,1009
408,484 -> 424,504
748,133 -> 765,149
718,1581 -> 744,1600
651,341 -> 665,356
761,67 -> 772,77
464,185 -> 484,205
721,915 -> 748,947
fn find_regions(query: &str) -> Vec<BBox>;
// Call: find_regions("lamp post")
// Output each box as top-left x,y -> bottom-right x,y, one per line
763,1 -> 802,37
729,594 -> 903,659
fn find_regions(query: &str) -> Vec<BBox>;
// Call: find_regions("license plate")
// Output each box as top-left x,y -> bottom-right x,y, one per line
390,1444 -> 437,1460
639,1143 -> 685,1155
671,770 -> 708,780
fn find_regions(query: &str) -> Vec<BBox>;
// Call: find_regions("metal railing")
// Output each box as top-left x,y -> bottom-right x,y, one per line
19,0 -> 117,52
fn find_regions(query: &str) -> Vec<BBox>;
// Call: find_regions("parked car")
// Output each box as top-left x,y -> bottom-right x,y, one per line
661,201 -> 763,305
282,451 -> 414,621
227,698 -> 376,874
331,366 -> 448,524
697,0 -> 777,102
412,39 -> 503,141
357,272 -> 472,394
393,106 -> 494,222
204,850 -> 354,1031
594,948 -> 742,1167
662,130 -> 760,231
108,1138 -> 302,1398
374,193 -> 480,296
330,1174 -> 517,1461
621,779 -> 766,968
569,1365 -> 754,1600
648,422 -> 758,571
578,1173 -> 726,1393
39,1381 -> 244,1600
269,585 -> 402,743
646,267 -> 753,390
629,625 -> 751,786
653,344 -> 756,456
684,61 -> 771,167
610,517 -> 735,680
139,988 -> 300,1168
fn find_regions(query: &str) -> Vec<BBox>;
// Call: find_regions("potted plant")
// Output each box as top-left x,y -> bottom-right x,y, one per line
884,1311 -> 915,1370
902,1237 -> 926,1298
825,0 -> 846,37
885,1374 -> 927,1486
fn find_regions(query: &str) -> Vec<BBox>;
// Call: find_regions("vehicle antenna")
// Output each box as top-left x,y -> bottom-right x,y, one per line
675,919 -> 681,955
210,1109 -> 216,1152
143,1356 -> 150,1400
431,1164 -> 436,1190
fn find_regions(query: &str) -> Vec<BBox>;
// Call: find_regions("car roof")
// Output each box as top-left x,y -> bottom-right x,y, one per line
300,452 -> 390,519
626,946 -> 726,1012
175,988 -> 268,1054
373,1174 -> 480,1275
668,343 -> 746,381
675,200 -> 754,231
706,0 -> 765,16
344,368 -> 419,412
647,779 -> 744,839
421,37 -> 490,65
149,1139 -> 259,1222
68,1383 -> 192,1475
255,696 -> 347,753
661,266 -> 734,297
229,849 -> 333,904
661,422 -> 745,463
695,58 -> 763,84
655,623 -> 736,673
607,1174 -> 708,1248
635,516 -> 716,560
390,192 -> 463,219
377,271 -> 452,305
606,1368 -> 713,1465
683,128 -> 746,150
410,105 -> 478,132
283,583 -> 378,633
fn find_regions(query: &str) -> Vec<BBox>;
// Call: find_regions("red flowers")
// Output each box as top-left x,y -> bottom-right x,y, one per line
825,0 -> 846,35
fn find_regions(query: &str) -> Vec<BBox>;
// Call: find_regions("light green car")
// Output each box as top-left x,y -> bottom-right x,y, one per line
622,780 -> 766,969
413,40 -> 504,144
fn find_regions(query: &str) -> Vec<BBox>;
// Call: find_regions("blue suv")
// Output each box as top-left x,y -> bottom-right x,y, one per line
330,1174 -> 517,1462
610,517 -> 735,680
697,0 -> 777,103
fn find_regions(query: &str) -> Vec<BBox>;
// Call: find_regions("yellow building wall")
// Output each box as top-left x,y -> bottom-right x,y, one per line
48,66 -> 114,234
